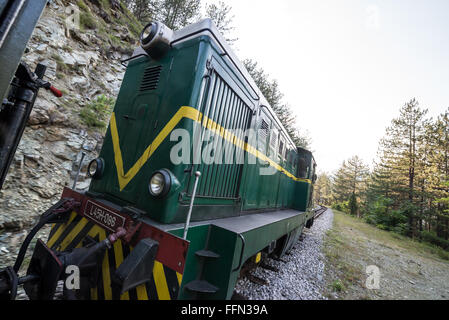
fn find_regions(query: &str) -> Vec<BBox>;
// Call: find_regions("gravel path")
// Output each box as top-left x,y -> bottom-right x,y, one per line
234,209 -> 334,300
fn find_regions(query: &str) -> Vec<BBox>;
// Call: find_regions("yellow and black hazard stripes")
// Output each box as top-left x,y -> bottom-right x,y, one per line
46,212 -> 183,300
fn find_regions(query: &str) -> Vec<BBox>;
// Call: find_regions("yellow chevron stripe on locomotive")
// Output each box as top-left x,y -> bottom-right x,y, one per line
109,106 -> 312,192
47,212 -> 183,300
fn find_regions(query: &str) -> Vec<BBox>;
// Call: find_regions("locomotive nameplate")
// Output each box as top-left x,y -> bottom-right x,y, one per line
84,200 -> 126,232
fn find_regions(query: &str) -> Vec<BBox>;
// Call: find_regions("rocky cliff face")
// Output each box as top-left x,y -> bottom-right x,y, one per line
0,0 -> 143,230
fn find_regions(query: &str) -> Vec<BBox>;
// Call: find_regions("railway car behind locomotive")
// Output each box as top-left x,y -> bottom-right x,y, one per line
0,19 -> 317,300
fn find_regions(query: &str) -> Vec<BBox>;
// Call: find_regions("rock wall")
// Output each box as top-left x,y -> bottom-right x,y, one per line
0,0 -> 142,229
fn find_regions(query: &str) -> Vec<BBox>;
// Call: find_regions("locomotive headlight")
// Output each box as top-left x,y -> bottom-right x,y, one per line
150,173 -> 165,195
140,21 -> 173,60
87,158 -> 104,179
140,22 -> 158,46
149,170 -> 172,198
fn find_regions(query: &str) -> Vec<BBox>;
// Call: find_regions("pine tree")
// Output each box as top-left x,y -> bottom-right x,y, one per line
155,0 -> 202,30
349,193 -> 358,216
331,155 -> 369,216
125,0 -> 202,30
332,160 -> 353,203
313,172 -> 333,206
426,109 -> 449,239
385,99 -> 428,237
123,0 -> 156,22
243,59 -> 311,149
367,99 -> 428,237
205,1 -> 237,44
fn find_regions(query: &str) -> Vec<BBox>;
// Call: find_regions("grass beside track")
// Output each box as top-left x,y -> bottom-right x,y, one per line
323,210 -> 449,300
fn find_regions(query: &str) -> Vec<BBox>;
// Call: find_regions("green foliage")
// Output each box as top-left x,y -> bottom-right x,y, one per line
108,34 -> 121,47
332,201 -> 349,213
392,223 -> 409,235
342,102 -> 449,250
313,172 -> 333,206
99,0 -> 111,10
80,11 -> 97,30
332,156 -> 369,207
420,231 -> 449,250
437,250 -> 449,260
125,0 -> 201,30
363,196 -> 408,234
77,0 -> 89,11
435,181 -> 449,213
80,95 -> 115,128
205,1 -> 237,43
123,0 -> 154,22
116,1 -> 144,38
349,193 -> 358,216
77,0 -> 97,30
123,15 -> 143,38
331,280 -> 345,292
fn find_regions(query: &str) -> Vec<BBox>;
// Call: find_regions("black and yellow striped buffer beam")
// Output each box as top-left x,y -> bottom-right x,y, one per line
47,211 -> 183,300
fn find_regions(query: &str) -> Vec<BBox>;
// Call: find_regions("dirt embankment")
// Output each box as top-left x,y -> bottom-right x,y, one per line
323,210 -> 449,300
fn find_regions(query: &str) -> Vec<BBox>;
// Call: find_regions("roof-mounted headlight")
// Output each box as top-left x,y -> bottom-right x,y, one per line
87,158 -> 104,179
149,169 -> 172,198
140,21 -> 173,60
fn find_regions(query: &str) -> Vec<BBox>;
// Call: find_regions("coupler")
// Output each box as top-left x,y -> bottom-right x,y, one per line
1,188 -> 190,300
0,198 -> 80,300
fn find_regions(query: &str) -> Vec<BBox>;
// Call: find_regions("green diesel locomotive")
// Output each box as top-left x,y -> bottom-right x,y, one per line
0,19 -> 317,300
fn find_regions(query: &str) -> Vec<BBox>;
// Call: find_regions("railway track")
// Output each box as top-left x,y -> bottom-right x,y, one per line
313,206 -> 328,219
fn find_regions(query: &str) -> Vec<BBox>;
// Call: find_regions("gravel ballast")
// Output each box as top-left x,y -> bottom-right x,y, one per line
234,209 -> 334,300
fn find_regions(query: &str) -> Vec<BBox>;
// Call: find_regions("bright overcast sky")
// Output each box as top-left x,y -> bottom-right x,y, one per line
206,0 -> 449,173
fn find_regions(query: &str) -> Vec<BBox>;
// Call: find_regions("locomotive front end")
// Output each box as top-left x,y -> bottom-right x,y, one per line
0,20 -> 196,300
0,18 -> 318,301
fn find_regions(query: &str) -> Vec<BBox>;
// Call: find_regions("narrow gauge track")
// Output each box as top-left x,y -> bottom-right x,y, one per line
232,206 -> 329,300
314,206 -> 328,219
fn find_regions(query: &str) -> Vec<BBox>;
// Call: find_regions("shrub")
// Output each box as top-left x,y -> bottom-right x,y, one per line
364,196 -> 408,231
77,0 -> 89,12
80,95 -> 115,128
331,280 -> 345,292
80,11 -> 97,30
364,214 -> 377,226
392,223 -> 408,236
332,201 -> 349,214
437,250 -> 449,260
77,1 -> 97,30
376,224 -> 389,231
421,231 -> 449,250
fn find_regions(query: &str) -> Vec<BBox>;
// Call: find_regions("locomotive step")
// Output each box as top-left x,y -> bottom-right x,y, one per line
195,250 -> 220,259
185,280 -> 219,294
